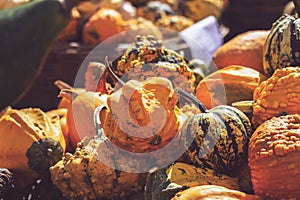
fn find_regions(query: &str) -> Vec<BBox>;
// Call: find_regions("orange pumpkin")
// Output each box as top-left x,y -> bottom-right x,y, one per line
213,30 -> 270,75
196,65 -> 267,109
82,8 -> 126,46
59,89 -> 107,151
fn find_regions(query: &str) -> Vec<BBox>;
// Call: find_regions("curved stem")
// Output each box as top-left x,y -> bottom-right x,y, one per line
293,0 -> 300,15
58,88 -> 79,101
175,88 -> 209,113
54,80 -> 72,90
105,56 -> 125,86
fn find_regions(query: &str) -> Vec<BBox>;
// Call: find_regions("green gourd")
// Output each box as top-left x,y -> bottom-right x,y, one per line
263,0 -> 300,76
176,88 -> 252,175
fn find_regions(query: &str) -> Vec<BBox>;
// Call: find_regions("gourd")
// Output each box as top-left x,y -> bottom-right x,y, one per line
46,108 -> 70,152
213,30 -> 270,75
176,89 -> 252,175
137,1 -> 174,22
176,0 -> 227,22
154,14 -> 194,33
0,107 -> 66,187
114,35 -> 197,91
145,162 -> 240,200
102,76 -> 185,153
50,136 -> 147,200
251,67 -> 300,128
171,185 -> 260,200
196,65 -> 267,109
248,114 -> 300,199
82,7 -> 126,46
263,0 -> 300,76
58,89 -> 107,151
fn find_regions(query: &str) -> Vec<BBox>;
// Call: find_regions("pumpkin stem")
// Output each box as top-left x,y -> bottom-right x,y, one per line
105,56 -> 125,86
54,80 -> 73,90
58,89 -> 79,101
293,0 -> 300,16
175,88 -> 209,113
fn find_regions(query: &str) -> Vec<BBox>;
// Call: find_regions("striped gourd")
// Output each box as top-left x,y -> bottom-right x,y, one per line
263,0 -> 300,76
176,89 -> 252,175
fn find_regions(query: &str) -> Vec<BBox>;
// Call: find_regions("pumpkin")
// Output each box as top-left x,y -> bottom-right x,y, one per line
176,89 -> 252,175
176,0 -> 227,22
154,14 -> 194,33
213,30 -> 270,74
82,8 -> 126,46
0,168 -> 13,196
59,89 -> 107,151
115,35 -> 196,90
137,1 -> 174,22
171,185 -> 261,200
46,108 -> 70,152
251,67 -> 300,128
0,107 -> 66,187
263,0 -> 300,76
248,114 -> 300,199
196,65 -> 267,109
50,136 -> 147,200
102,76 -> 185,153
145,162 -> 240,200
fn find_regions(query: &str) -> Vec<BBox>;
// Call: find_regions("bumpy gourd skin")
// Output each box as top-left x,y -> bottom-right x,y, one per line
0,107 -> 66,186
252,67 -> 300,128
116,35 -> 196,91
103,77 -> 184,153
249,114 -> 300,199
50,137 -> 147,200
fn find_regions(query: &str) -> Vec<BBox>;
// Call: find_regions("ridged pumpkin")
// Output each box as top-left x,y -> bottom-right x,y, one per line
176,89 -> 252,175
196,65 -> 267,109
263,1 -> 300,76
145,162 -> 240,200
0,107 -> 66,187
251,67 -> 300,128
249,114 -> 300,199
213,30 -> 270,74
171,185 -> 260,200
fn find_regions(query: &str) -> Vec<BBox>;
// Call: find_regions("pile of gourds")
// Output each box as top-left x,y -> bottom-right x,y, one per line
2,0 -> 300,199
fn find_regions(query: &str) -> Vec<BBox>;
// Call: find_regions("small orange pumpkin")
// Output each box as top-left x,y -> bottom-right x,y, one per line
82,8 -> 126,46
